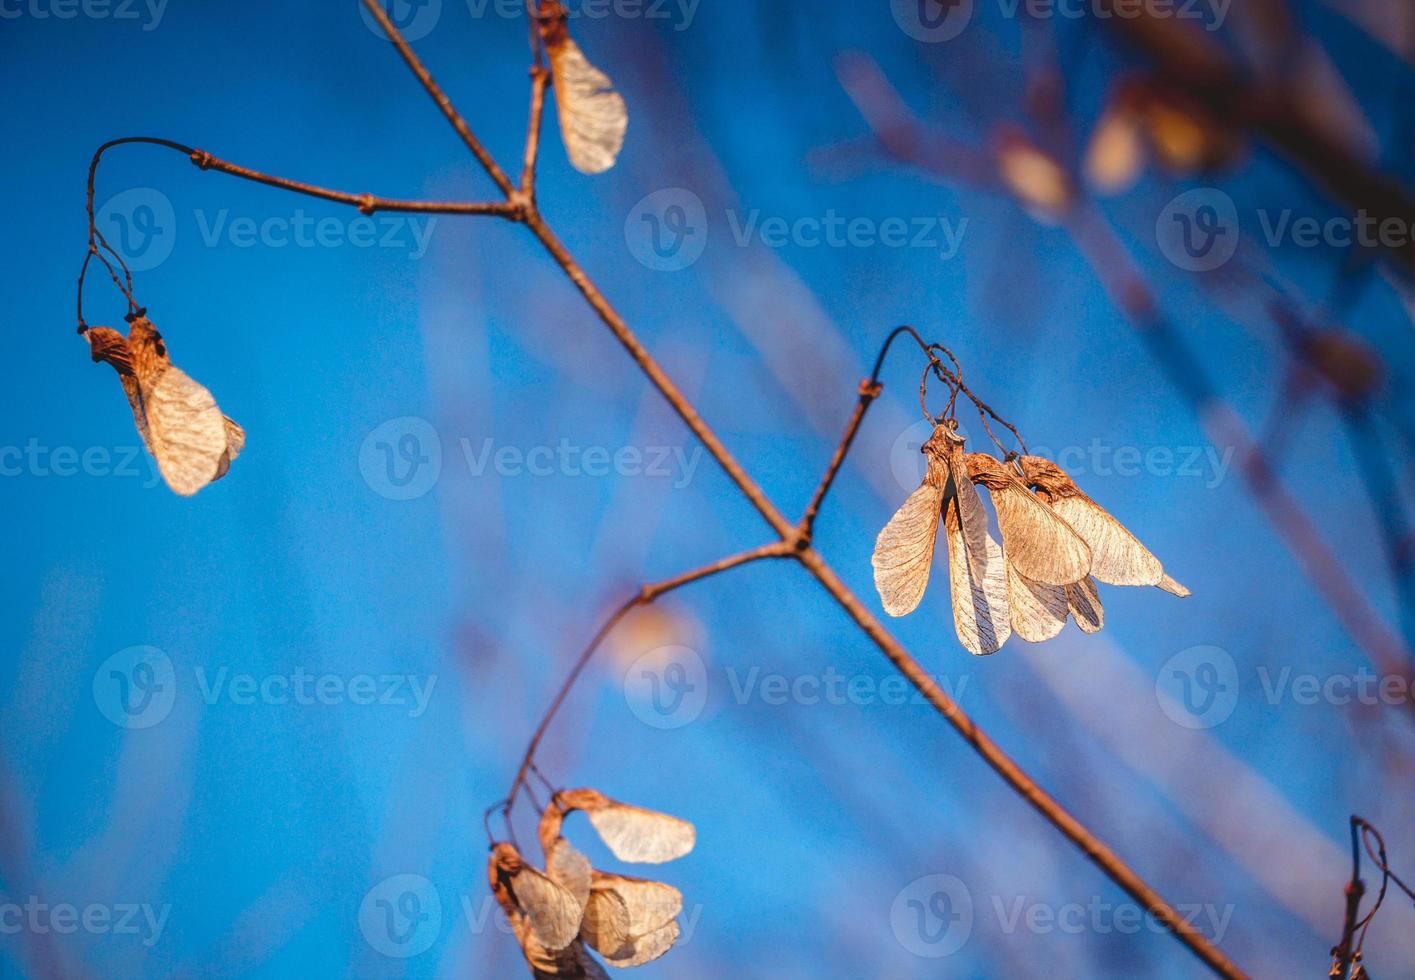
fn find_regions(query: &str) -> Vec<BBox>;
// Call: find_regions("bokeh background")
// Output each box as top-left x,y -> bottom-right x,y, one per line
4,0 -> 1415,976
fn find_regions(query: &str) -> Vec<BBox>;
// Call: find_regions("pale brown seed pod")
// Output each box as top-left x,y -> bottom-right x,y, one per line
88,317 -> 244,496
538,2 -> 628,175
966,453 -> 1092,587
547,788 -> 696,865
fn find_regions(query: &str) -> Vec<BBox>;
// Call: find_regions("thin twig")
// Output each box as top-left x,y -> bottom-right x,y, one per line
500,541 -> 793,823
360,0 -> 516,198
76,136 -> 516,330
520,66 -> 550,198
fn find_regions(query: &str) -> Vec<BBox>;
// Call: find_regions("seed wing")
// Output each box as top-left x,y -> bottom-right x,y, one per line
1019,455 -> 1162,587
512,863 -> 585,951
580,887 -> 632,960
135,362 -> 230,496
546,837 -> 593,910
1158,573 -> 1191,598
1007,565 -> 1068,643
602,920 -> 679,968
872,477 -> 944,617
1065,577 -> 1105,634
547,36 -> 628,174
943,488 -> 1011,655
590,872 -> 681,937
967,453 -> 1091,585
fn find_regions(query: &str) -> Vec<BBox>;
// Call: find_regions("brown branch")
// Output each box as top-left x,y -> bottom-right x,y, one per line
76,136 -> 516,330
519,65 -> 550,198
360,0 -> 516,198
799,377 -> 881,540
500,541 -> 794,822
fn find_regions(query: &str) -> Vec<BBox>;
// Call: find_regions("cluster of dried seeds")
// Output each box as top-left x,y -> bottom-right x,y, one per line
86,317 -> 244,496
873,422 -> 1187,655
490,789 -> 694,978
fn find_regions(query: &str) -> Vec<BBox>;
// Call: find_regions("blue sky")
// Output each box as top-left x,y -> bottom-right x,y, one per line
3,1 -> 1415,977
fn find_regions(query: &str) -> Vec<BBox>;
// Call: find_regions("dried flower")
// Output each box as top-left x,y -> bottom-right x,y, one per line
86,317 -> 244,496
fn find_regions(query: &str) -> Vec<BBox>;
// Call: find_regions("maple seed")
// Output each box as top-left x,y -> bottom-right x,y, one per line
538,1 -> 629,175
87,317 -> 244,496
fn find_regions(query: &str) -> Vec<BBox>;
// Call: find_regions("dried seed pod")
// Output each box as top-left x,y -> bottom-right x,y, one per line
490,842 -> 585,951
1006,565 -> 1068,643
1017,456 -> 1165,588
538,1 -> 628,174
966,453 -> 1091,586
546,837 -> 593,909
1085,87 -> 1146,194
874,426 -> 1010,653
549,789 -> 695,865
601,920 -> 680,968
994,126 -> 1073,222
1065,576 -> 1105,634
871,471 -> 944,617
590,871 -> 682,938
87,317 -> 244,496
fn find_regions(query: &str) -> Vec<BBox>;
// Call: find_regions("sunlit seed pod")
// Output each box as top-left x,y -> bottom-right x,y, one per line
994,126 -> 1074,223
491,842 -> 585,951
1137,86 -> 1241,176
1066,576 -> 1105,634
1017,456 -> 1164,588
553,788 -> 696,865
1006,564 -> 1069,643
1085,96 -> 1146,195
965,452 -> 1092,587
538,1 -> 628,174
87,317 -> 244,496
